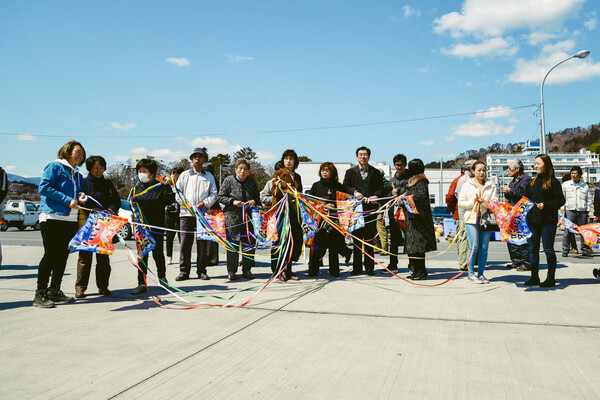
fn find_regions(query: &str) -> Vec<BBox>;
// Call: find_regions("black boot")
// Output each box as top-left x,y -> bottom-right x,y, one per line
524,265 -> 540,286
33,289 -> 56,308
47,286 -> 75,303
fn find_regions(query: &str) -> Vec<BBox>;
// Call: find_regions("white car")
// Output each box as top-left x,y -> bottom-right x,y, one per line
2,200 -> 40,231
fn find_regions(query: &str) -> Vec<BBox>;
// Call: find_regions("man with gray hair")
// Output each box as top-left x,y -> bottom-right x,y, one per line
502,158 -> 532,271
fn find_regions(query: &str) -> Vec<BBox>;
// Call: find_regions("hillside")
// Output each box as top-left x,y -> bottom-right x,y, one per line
426,122 -> 600,168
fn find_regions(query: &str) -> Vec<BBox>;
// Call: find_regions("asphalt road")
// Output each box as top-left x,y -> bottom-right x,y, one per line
1,225 -> 595,267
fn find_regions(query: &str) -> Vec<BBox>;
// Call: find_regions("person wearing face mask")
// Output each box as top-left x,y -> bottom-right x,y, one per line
272,149 -> 304,281
524,154 -> 565,287
129,159 -> 175,295
175,148 -> 218,281
458,160 -> 498,284
34,141 -> 86,308
75,155 -> 121,298
218,158 -> 261,280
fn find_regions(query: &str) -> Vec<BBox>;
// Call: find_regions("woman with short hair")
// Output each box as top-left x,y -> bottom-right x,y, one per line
34,140 -> 86,308
75,155 -> 121,298
272,149 -> 303,281
218,158 -> 261,280
308,162 -> 352,278
403,159 -> 437,280
525,154 -> 565,287
458,160 -> 498,284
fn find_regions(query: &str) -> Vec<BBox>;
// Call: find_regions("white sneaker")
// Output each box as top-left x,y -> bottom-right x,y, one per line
478,274 -> 490,284
468,275 -> 483,284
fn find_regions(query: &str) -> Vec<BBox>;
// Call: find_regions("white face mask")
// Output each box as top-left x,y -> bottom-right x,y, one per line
138,172 -> 150,183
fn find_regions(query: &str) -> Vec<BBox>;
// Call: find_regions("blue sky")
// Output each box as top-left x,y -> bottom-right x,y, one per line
1,0 -> 599,177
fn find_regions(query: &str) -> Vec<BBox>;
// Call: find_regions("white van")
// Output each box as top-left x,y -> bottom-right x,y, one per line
2,200 -> 40,231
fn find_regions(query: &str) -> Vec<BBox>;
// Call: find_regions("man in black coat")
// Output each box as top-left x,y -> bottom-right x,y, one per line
501,159 -> 532,271
387,154 -> 410,271
343,146 -> 384,275
0,166 -> 7,269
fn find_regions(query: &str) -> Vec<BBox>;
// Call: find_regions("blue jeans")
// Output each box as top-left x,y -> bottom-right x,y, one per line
465,223 -> 492,276
528,223 -> 557,280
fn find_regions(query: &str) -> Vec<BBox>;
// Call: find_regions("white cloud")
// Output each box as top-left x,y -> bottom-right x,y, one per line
255,150 -> 278,161
453,120 -> 514,137
433,0 -> 584,38
16,133 -> 37,141
190,136 -> 242,155
420,140 -> 434,146
445,135 -> 456,142
441,37 -> 517,58
584,12 -> 597,30
109,155 -> 130,162
227,55 -> 253,63
525,30 -> 565,45
474,105 -> 513,119
417,64 -> 430,73
508,39 -> 600,84
166,57 -> 190,67
403,5 -> 421,17
4,165 -> 16,172
107,122 -> 137,132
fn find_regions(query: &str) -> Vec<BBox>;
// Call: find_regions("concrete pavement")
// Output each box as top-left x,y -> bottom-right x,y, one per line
1,238 -> 600,399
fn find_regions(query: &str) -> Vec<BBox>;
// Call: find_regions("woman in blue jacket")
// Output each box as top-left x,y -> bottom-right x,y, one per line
34,141 -> 86,308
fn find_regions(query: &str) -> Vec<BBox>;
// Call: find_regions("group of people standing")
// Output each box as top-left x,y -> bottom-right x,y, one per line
29,140 -> 597,308
447,153 -> 596,288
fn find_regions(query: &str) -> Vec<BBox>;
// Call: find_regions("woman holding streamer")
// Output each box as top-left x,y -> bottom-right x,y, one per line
129,158 -> 175,295
458,160 -> 498,284
308,162 -> 352,278
75,155 -> 120,298
272,149 -> 303,281
403,159 -> 437,280
34,140 -> 86,308
524,154 -> 565,287
218,158 -> 261,281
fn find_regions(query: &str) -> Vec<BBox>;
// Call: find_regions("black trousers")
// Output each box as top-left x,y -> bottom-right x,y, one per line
309,227 -> 350,276
507,242 -> 530,266
165,213 -> 179,258
388,217 -> 403,268
76,251 -> 111,291
272,205 -> 303,276
226,226 -> 255,273
352,214 -> 377,273
138,229 -> 166,285
37,220 -> 78,290
179,216 -> 209,274
408,252 -> 427,276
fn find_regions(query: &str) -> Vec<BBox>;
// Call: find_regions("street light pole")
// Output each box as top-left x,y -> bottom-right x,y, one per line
539,50 -> 590,155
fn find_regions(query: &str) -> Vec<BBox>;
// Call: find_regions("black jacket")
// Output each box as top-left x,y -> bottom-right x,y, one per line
404,174 -> 437,254
130,179 -> 175,228
310,178 -> 350,203
387,171 -> 411,197
506,173 -> 532,205
342,165 -> 384,210
525,176 -> 565,226
81,175 -> 121,214
0,167 -> 8,204
595,186 -> 600,218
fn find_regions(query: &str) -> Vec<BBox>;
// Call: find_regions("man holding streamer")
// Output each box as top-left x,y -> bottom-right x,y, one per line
175,147 -> 218,282
343,146 -> 384,276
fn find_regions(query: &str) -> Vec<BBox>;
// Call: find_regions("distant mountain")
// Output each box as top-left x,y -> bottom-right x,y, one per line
7,173 -> 41,186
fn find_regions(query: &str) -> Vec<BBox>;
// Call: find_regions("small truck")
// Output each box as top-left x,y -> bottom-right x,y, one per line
1,200 -> 40,231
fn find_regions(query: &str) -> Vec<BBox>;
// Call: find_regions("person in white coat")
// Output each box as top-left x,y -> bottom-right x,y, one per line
458,160 -> 498,284
561,166 -> 591,257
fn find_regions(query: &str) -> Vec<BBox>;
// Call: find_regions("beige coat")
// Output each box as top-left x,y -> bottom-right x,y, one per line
458,178 -> 498,224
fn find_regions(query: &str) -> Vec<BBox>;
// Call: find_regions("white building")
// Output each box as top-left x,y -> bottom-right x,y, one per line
297,162 -> 460,207
486,141 -> 600,193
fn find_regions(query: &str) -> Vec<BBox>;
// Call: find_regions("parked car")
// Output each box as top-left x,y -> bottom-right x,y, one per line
116,200 -> 133,240
2,200 -> 40,231
431,206 -> 453,223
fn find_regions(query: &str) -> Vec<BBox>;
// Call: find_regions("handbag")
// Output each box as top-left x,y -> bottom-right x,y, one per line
479,209 -> 499,232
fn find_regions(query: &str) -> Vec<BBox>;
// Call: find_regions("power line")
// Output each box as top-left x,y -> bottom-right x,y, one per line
0,103 -> 539,140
